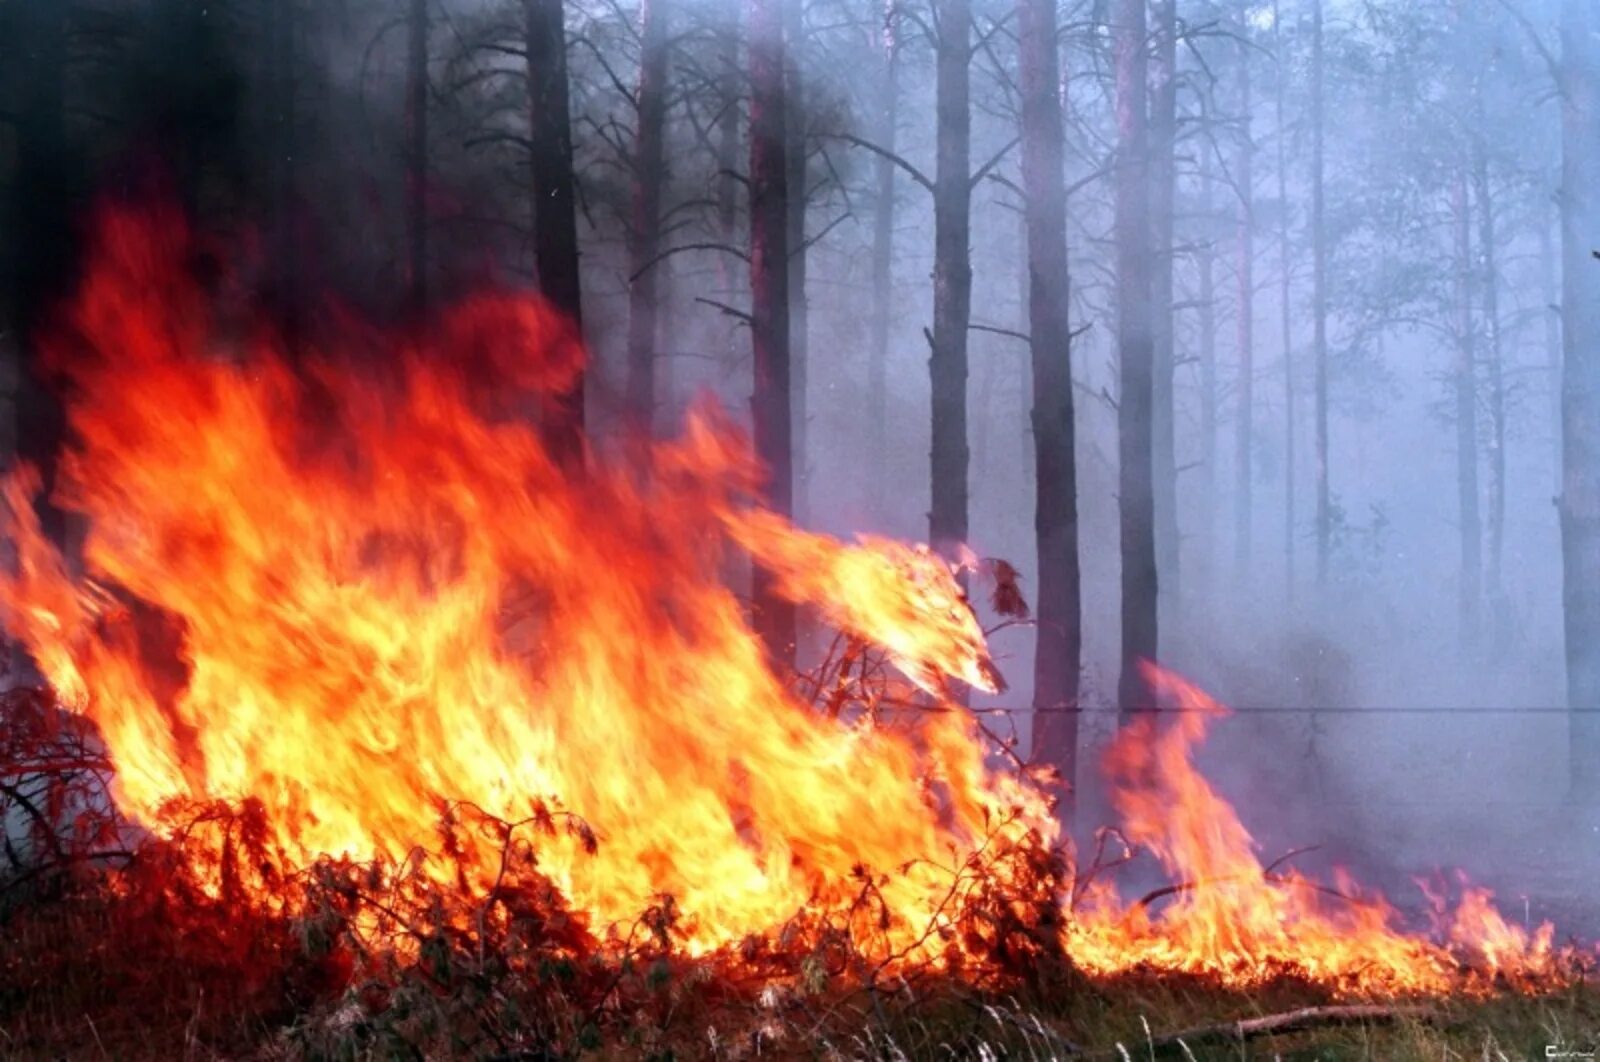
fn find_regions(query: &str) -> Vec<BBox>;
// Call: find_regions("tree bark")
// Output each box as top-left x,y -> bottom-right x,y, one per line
1471,134 -> 1506,633
785,0 -> 809,523
406,0 -> 429,321
1543,213 -> 1562,496
1560,0 -> 1600,795
1312,0 -> 1330,586
1114,0 -> 1157,715
9,0 -> 74,553
748,0 -> 797,665
1452,175 -> 1481,642
1274,0 -> 1295,602
1198,149 -> 1220,602
625,0 -> 670,427
1234,32 -> 1255,580
929,0 -> 972,564
526,0 -> 587,464
1019,0 -> 1081,809
868,0 -> 899,520
1150,0 -> 1179,620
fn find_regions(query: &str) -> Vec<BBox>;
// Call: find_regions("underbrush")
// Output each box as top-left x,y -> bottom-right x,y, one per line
0,682 -> 1595,1061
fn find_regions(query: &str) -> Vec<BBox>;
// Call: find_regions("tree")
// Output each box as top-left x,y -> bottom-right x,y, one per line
1451,172 -> 1481,640
929,0 -> 973,563
1560,0 -> 1600,795
785,0 -> 810,521
5,0 -> 75,555
1311,0 -> 1330,586
1233,25 -> 1255,579
1273,0 -> 1296,599
1114,0 -> 1157,715
526,0 -> 587,463
625,0 -> 671,426
867,0 -> 899,518
748,0 -> 797,664
1151,0 -> 1179,620
406,0 -> 429,320
1019,0 -> 1081,808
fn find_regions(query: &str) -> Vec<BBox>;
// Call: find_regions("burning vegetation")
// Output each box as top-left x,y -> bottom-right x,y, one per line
0,205 -> 1591,1057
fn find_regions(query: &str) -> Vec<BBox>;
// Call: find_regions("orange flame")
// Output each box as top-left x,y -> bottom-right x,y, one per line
0,205 -> 1580,993
1069,663 -> 1571,993
0,204 -> 1045,955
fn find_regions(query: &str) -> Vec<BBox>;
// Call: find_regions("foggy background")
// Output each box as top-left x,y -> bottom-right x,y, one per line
0,0 -> 1591,929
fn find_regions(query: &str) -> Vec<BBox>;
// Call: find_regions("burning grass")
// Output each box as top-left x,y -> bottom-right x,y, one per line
0,679 -> 1593,1060
0,202 -> 1595,1057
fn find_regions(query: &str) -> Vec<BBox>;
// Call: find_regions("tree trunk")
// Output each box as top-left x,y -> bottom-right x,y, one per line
1543,213 -> 1562,496
526,0 -> 587,464
1234,34 -> 1255,580
1311,0 -> 1330,586
9,0 -> 73,553
1471,136 -> 1506,633
624,0 -> 669,427
1560,0 -> 1600,795
406,0 -> 429,321
1114,0 -> 1157,715
785,0 -> 809,523
1198,149 -> 1220,603
929,0 -> 972,564
748,0 -> 797,665
1274,0 -> 1295,602
1019,0 -> 1080,808
715,3 -> 744,386
868,0 -> 899,520
1150,0 -> 1179,622
1452,175 -> 1481,642
266,0 -> 302,352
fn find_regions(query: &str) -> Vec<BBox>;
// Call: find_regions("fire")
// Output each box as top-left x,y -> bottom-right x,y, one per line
0,203 -> 1581,995
1069,664 -> 1568,993
0,203 -> 1047,956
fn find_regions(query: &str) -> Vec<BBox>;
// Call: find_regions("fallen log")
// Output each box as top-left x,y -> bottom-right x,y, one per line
1093,1004 -> 1435,1058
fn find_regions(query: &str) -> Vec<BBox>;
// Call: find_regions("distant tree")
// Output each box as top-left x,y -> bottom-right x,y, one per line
1559,0 -> 1600,795
625,0 -> 671,426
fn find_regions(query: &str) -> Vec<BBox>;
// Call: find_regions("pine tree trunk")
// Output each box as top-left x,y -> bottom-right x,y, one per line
1234,35 -> 1255,580
624,0 -> 669,427
1150,0 -> 1179,621
1114,0 -> 1157,715
1312,0 -> 1331,586
1452,176 -> 1481,642
10,0 -> 73,553
929,0 -> 972,563
1274,0 -> 1295,602
1198,150 -> 1220,603
748,0 -> 797,665
406,0 -> 429,321
868,0 -> 899,520
1560,0 -> 1600,795
1019,0 -> 1080,808
1543,214 -> 1562,496
526,0 -> 587,464
715,4 -> 743,386
785,0 -> 809,523
1471,137 -> 1506,631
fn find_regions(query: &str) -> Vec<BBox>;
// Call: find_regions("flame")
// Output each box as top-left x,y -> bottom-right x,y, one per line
0,204 -> 1045,955
1068,663 -> 1571,993
0,204 -> 1579,994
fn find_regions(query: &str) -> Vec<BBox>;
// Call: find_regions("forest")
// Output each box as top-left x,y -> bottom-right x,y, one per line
2,0 -> 1600,1057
